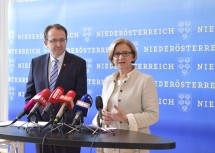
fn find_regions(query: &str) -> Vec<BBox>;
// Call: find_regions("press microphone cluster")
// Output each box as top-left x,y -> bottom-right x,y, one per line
11,99 -> 35,124
27,88 -> 51,121
54,90 -> 76,124
41,86 -> 64,116
11,85 -> 95,133
11,89 -> 51,124
71,94 -> 93,127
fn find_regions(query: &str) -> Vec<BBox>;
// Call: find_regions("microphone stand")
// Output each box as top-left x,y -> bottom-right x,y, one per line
51,112 -> 78,134
66,115 -> 84,135
40,107 -> 55,132
91,115 -> 102,135
18,112 -> 41,133
77,115 -> 84,133
91,116 -> 115,136
91,125 -> 115,136
66,115 -> 95,135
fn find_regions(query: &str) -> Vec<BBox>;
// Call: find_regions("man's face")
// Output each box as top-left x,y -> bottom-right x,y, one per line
44,28 -> 67,58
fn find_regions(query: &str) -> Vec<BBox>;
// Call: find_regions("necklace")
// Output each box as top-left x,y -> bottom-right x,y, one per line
116,73 -> 128,86
117,80 -> 123,86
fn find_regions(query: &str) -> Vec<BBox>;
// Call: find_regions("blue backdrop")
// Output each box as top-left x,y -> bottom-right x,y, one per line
8,0 -> 215,153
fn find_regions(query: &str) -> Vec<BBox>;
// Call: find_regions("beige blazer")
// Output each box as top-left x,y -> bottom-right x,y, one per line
93,67 -> 159,134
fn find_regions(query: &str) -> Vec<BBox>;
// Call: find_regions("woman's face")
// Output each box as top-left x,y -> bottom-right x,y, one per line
112,43 -> 134,70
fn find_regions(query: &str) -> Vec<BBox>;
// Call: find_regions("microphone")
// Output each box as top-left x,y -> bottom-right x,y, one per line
95,96 -> 103,127
71,94 -> 93,126
41,86 -> 64,116
27,88 -> 51,121
11,99 -> 36,124
54,90 -> 76,124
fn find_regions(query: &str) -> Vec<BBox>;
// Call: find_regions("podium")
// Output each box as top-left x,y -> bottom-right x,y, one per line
0,125 -> 175,150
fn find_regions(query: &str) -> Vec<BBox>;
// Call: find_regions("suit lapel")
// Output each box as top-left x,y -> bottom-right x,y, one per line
55,51 -> 71,86
44,54 -> 50,88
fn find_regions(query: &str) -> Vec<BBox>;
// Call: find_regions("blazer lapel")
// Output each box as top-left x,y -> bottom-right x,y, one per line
44,54 -> 50,88
55,51 -> 71,86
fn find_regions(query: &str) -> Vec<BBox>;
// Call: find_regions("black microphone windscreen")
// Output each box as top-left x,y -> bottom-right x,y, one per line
96,96 -> 103,110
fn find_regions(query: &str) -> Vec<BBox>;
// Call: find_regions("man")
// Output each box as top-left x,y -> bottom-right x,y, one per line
25,24 -> 87,153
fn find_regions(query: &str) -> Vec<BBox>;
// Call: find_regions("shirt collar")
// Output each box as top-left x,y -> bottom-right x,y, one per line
112,65 -> 136,81
50,52 -> 65,63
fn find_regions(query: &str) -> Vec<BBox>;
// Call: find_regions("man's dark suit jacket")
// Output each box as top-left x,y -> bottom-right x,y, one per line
24,51 -> 87,153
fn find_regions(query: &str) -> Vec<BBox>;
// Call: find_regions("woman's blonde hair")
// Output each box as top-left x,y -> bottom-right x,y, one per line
108,38 -> 137,66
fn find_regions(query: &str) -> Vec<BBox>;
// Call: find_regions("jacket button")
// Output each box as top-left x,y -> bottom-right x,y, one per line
120,90 -> 123,92
118,99 -> 121,102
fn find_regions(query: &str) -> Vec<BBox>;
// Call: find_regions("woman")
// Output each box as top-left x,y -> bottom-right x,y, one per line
93,38 -> 159,153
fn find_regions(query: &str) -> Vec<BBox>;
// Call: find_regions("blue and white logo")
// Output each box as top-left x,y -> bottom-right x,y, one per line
8,30 -> 16,45
9,58 -> 15,73
86,58 -> 93,74
177,21 -> 192,40
178,93 -> 192,112
177,57 -> 192,76
87,89 -> 93,99
82,26 -> 92,43
9,86 -> 16,101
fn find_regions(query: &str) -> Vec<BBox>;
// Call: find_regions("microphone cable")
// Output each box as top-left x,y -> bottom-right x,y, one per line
41,133 -> 46,153
41,129 -> 52,153
41,123 -> 61,153
41,125 -> 59,153
0,121 -> 14,127
0,124 -> 12,127
90,127 -> 103,153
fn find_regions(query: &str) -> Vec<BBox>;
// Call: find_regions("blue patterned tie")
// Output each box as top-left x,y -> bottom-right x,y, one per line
49,59 -> 58,91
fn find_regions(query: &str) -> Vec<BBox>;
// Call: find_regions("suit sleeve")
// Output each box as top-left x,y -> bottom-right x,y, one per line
74,59 -> 87,101
25,59 -> 36,103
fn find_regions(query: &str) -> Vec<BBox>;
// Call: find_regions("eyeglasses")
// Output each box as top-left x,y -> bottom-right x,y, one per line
47,38 -> 67,44
113,51 -> 133,58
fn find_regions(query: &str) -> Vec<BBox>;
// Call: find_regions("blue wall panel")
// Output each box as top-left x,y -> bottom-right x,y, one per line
8,0 -> 215,152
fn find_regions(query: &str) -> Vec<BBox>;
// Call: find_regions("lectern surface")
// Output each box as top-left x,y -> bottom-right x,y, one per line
0,125 -> 175,150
